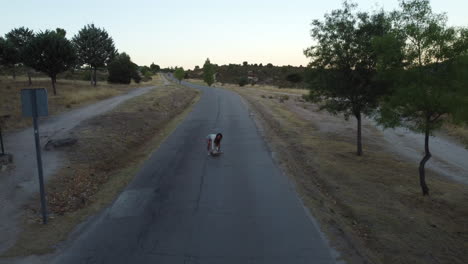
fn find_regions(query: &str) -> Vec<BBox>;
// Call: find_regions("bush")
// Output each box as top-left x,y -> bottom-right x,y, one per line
238,77 -> 248,87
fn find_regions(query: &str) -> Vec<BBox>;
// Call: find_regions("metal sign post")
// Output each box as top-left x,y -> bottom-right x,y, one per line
0,115 -> 9,156
21,88 -> 49,224
0,126 -> 4,156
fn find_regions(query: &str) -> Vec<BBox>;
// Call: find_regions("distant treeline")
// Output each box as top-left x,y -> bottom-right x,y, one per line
187,62 -> 307,88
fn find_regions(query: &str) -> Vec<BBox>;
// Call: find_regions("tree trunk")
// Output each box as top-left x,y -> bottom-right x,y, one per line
356,112 -> 363,156
28,71 -> 32,86
418,126 -> 431,196
51,75 -> 57,95
12,66 -> 16,80
93,67 -> 97,86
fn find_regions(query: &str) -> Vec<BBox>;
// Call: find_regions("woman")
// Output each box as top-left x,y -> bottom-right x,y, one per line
206,133 -> 223,155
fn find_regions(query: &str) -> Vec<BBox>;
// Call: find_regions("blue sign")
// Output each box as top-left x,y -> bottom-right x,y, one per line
21,88 -> 49,117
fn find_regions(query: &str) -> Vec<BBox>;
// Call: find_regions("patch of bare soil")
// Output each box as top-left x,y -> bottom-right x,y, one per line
2,84 -> 199,257
229,86 -> 468,264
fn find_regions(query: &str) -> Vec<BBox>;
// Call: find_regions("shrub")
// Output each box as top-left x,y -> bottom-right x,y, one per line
238,77 -> 248,87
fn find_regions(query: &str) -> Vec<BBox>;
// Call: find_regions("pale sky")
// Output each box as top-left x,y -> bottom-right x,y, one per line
1,0 -> 467,69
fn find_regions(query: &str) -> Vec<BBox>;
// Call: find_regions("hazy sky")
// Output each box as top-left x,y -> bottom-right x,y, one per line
1,0 -> 467,69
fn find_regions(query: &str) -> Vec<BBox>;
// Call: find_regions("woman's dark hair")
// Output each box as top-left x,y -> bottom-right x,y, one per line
214,133 -> 223,145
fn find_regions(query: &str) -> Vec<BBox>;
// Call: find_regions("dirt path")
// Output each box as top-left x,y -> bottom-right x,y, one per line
0,85 -> 158,254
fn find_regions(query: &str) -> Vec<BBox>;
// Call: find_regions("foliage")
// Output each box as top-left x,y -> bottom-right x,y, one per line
5,27 -> 34,60
107,52 -> 140,84
23,29 -> 77,95
150,62 -> 160,73
2,27 -> 35,79
285,73 -> 303,83
304,1 -> 394,156
203,58 -> 215,86
139,65 -> 152,78
188,63 -> 306,88
238,77 -> 248,87
73,24 -> 116,86
174,67 -> 185,83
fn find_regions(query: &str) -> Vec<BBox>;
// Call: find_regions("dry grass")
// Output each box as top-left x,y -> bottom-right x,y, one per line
229,85 -> 468,264
185,78 -> 206,86
0,74 -> 163,131
2,83 -> 200,257
442,122 -> 468,148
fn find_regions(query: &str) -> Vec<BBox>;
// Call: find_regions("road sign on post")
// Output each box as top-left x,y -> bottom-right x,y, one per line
21,88 -> 49,224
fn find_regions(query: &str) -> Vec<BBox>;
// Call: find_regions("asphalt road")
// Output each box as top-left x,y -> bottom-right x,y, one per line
50,77 -> 337,264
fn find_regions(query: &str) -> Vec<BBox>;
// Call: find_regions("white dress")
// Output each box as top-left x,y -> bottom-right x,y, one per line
206,134 -> 218,152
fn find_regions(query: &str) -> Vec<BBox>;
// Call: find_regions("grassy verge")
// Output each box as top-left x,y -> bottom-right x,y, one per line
2,83 -> 200,257
185,78 -> 206,86
0,75 -> 163,131
227,85 -> 468,264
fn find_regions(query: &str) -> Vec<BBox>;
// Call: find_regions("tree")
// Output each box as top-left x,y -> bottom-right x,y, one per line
203,58 -> 215,86
0,36 -> 19,79
140,65 -> 151,76
107,52 -> 140,84
377,0 -> 468,195
174,67 -> 185,83
73,24 -> 116,86
304,1 -> 394,156
150,62 -> 160,73
3,27 -> 34,80
23,29 -> 76,95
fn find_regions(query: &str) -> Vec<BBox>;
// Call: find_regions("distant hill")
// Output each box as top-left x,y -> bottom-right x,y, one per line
187,63 -> 307,88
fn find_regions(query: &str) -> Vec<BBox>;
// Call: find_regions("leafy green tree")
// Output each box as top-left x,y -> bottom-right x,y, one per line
3,27 -> 34,80
107,52 -> 140,84
150,62 -> 160,73
377,0 -> 468,195
0,37 -> 19,79
304,1 -> 394,156
23,29 -> 76,95
203,58 -> 215,86
73,24 -> 116,86
174,67 -> 185,83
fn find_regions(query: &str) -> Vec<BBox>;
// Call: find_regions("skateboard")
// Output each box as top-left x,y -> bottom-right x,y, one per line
210,151 -> 223,157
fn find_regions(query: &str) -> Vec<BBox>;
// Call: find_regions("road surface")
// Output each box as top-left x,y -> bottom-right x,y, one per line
50,78 -> 337,264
